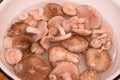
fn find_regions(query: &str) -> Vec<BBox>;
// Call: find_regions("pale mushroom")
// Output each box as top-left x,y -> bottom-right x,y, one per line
49,62 -> 79,80
63,2 -> 77,16
4,48 -> 23,65
86,48 -> 112,72
49,46 -> 80,65
77,5 -> 102,30
79,70 -> 99,80
61,36 -> 88,53
90,38 -> 102,48
3,37 -> 13,49
18,12 -> 29,21
44,3 -> 64,19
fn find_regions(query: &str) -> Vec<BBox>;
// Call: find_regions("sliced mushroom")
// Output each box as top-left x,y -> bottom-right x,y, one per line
49,46 -> 80,65
7,22 -> 27,37
12,35 -> 34,49
77,5 -> 102,30
63,2 -> 77,16
49,62 -> 79,80
24,16 -> 38,27
15,54 -> 51,80
79,70 -> 99,80
30,43 -> 45,54
4,48 -> 23,65
86,48 -> 112,72
44,3 -> 64,19
61,36 -> 88,53
3,37 -> 13,49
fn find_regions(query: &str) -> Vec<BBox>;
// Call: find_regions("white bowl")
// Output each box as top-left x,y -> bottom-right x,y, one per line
0,0 -> 120,80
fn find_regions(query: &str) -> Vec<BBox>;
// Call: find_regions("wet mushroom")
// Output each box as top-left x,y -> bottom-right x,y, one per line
49,62 -> 79,80
79,70 -> 99,80
86,48 -> 112,72
61,36 -> 88,53
4,48 -> 23,65
7,22 -> 27,37
77,5 -> 102,30
15,54 -> 51,80
44,3 -> 64,19
49,46 -> 80,65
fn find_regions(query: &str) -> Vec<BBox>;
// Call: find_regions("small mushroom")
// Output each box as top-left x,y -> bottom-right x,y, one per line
4,48 -> 23,65
61,36 -> 88,53
48,27 -> 58,36
24,16 -> 38,27
7,22 -> 27,37
30,43 -> 45,54
49,62 -> 79,80
102,39 -> 112,50
3,37 -> 13,49
63,2 -> 77,16
90,38 -> 102,48
18,12 -> 29,21
12,35 -> 34,49
44,3 -> 64,19
79,70 -> 99,80
15,54 -> 51,80
49,46 -> 80,65
77,5 -> 102,30
62,16 -> 79,32
86,48 -> 112,72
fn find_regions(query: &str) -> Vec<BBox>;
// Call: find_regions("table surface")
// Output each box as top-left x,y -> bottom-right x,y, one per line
0,0 -> 119,80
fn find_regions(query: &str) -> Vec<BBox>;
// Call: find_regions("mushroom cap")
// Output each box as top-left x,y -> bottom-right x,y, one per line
49,46 -> 80,64
15,54 -> 51,80
77,5 -> 102,30
7,22 -> 27,37
49,62 -> 79,80
79,69 -> 99,80
86,48 -> 112,72
12,35 -> 34,49
61,36 -> 88,53
44,3 -> 64,19
3,37 -> 13,49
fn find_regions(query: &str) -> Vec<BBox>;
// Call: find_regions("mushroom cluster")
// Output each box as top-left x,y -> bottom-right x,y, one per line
3,2 -> 113,80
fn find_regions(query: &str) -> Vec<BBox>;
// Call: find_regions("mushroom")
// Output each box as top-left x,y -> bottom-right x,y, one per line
30,43 -> 45,54
3,37 -> 13,49
61,36 -> 88,53
63,2 -> 77,16
7,22 -> 27,37
49,46 -> 80,65
12,35 -> 34,49
77,5 -> 102,30
15,54 -> 51,80
49,62 -> 79,80
102,39 -> 112,50
79,70 -> 99,80
44,3 -> 64,19
90,38 -> 102,48
86,48 -> 112,72
48,27 -> 58,36
4,48 -> 23,65
24,16 -> 38,27
48,16 -> 66,36
18,12 -> 29,21
62,16 -> 79,32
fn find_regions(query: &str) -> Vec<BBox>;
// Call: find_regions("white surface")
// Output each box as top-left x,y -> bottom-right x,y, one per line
0,0 -> 120,80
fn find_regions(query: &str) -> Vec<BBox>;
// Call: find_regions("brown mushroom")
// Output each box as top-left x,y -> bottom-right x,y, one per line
61,36 -> 88,53
7,22 -> 27,37
49,62 -> 79,80
79,70 -> 99,80
30,43 -> 45,54
77,5 -> 102,30
49,46 -> 80,65
44,3 -> 64,19
86,48 -> 112,72
15,54 -> 51,80
12,35 -> 34,49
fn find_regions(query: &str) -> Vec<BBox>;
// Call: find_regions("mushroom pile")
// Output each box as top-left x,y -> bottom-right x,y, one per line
3,2 -> 113,80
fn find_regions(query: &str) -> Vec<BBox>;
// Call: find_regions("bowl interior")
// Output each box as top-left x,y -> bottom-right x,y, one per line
0,0 -> 120,80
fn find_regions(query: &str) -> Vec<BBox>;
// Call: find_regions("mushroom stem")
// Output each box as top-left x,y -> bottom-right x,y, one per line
52,33 -> 72,41
57,25 -> 66,35
26,26 -> 41,34
93,30 -> 104,34
62,73 -> 72,80
97,33 -> 108,39
49,74 -> 57,80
